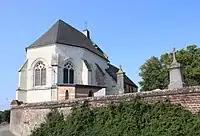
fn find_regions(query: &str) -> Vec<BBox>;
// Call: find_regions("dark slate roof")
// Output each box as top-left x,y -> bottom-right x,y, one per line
106,64 -> 138,88
26,19 -> 108,61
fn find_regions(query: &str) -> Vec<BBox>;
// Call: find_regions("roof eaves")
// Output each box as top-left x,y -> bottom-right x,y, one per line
25,44 -> 54,50
55,42 -> 109,62
19,60 -> 28,72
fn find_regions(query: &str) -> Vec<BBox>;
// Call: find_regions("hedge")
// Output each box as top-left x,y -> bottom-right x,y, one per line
31,99 -> 200,136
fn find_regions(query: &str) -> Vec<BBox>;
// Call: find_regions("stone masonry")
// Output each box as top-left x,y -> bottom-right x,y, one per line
168,48 -> 185,89
10,86 -> 200,136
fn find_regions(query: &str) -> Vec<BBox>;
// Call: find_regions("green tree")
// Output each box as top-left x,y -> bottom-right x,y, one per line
0,111 -> 3,123
139,45 -> 200,91
2,110 -> 10,123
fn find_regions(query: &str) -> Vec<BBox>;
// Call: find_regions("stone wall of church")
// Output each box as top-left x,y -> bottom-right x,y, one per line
56,44 -> 83,84
10,86 -> 200,136
104,71 -> 118,95
19,69 -> 27,90
26,89 -> 57,103
16,91 -> 27,102
16,88 -> 57,103
17,45 -> 56,103
57,86 -> 75,100
26,45 -> 55,90
82,49 -> 108,85
55,43 -> 108,86
95,67 -> 105,85
75,87 -> 99,98
82,60 -> 90,85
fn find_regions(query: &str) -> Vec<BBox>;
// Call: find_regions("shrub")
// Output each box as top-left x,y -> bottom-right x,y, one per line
2,110 -> 10,123
31,99 -> 200,136
0,110 -> 10,123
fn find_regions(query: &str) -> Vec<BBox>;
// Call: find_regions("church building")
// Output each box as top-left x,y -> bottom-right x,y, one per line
17,19 -> 138,103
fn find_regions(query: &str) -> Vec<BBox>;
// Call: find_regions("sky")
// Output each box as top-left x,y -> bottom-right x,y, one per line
0,0 -> 200,109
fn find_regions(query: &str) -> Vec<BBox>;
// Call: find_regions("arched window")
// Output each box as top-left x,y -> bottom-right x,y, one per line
63,61 -> 74,84
65,90 -> 69,100
34,61 -> 46,86
88,90 -> 94,97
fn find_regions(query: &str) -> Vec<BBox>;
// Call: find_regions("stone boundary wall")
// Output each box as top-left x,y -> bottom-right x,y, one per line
10,86 -> 200,136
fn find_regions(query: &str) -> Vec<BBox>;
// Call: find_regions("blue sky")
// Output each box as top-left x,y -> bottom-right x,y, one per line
0,1 -> 200,109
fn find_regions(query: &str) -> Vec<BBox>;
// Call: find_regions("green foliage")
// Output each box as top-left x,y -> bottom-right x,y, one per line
139,45 -> 200,91
0,110 -> 10,123
31,99 -> 200,136
30,108 -> 66,136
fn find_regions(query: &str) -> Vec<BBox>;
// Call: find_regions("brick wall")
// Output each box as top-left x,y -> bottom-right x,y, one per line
10,86 -> 200,136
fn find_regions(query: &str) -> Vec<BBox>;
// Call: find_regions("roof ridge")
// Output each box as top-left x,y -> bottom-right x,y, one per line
55,20 -> 61,43
26,19 -> 109,61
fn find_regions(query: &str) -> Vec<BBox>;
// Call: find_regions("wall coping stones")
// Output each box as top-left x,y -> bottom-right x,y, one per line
11,86 -> 200,110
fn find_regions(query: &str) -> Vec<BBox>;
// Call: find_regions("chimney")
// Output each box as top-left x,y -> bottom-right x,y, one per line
83,29 -> 90,39
117,65 -> 125,94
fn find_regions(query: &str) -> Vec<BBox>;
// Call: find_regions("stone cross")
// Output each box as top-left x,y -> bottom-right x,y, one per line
168,48 -> 185,89
117,65 -> 125,94
172,48 -> 177,63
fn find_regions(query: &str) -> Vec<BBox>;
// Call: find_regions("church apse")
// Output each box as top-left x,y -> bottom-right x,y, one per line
16,19 -> 138,103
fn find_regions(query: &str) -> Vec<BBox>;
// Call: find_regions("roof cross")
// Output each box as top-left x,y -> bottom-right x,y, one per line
85,22 -> 88,30
119,65 -> 122,70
